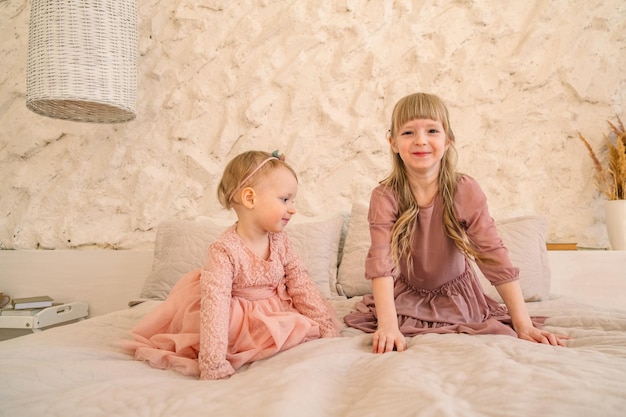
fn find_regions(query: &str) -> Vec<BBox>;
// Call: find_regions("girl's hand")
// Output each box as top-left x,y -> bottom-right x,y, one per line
370,276 -> 406,353
372,326 -> 407,353
515,324 -> 569,347
495,281 -> 569,347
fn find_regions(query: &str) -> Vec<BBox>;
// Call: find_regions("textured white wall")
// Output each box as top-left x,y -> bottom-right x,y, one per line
1,0 -> 624,250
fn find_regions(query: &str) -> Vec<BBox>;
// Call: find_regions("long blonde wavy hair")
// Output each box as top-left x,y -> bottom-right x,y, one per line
381,92 -> 486,271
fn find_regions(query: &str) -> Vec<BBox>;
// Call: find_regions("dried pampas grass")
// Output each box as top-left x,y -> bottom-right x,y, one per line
577,116 -> 626,200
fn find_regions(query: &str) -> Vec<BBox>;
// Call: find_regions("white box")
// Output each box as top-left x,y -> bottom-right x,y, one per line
0,302 -> 89,332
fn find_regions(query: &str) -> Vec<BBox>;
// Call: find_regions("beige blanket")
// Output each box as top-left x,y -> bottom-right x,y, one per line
1,297 -> 625,417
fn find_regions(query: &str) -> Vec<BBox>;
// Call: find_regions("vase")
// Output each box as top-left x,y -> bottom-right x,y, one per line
605,200 -> 626,250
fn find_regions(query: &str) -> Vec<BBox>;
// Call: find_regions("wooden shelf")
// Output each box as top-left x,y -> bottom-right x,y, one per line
546,243 -> 578,251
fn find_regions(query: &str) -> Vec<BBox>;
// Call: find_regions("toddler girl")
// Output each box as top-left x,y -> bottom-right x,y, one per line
127,150 -> 340,379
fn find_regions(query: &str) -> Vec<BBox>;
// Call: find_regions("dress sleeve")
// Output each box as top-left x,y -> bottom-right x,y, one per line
454,175 -> 519,286
198,242 -> 236,380
281,234 -> 340,337
364,186 -> 399,280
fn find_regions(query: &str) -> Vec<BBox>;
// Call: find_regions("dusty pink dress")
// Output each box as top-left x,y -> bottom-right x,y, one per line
127,225 -> 340,380
344,175 -> 541,337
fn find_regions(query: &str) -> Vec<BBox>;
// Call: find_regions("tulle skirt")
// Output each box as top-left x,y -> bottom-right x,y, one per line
124,269 -> 320,377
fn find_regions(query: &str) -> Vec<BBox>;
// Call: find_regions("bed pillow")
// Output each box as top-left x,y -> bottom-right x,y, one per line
474,215 -> 551,302
138,214 -> 344,301
336,201 -> 372,297
286,214 -> 344,298
336,203 -> 550,302
138,219 -> 228,301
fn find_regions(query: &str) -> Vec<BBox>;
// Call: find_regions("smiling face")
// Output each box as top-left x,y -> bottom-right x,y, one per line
251,166 -> 298,233
390,118 -> 450,178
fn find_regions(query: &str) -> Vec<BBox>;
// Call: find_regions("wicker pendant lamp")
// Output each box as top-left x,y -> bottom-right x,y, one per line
26,0 -> 138,124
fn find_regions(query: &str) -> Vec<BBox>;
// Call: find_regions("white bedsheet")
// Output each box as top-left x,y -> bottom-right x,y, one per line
1,297 -> 625,417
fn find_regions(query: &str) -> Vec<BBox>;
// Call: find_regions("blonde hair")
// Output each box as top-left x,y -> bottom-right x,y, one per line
381,92 -> 486,270
217,150 -> 297,210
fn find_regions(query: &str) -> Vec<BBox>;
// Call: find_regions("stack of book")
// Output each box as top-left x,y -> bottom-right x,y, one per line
1,296 -> 55,316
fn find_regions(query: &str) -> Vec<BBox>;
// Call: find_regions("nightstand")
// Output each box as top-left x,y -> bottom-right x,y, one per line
0,302 -> 89,341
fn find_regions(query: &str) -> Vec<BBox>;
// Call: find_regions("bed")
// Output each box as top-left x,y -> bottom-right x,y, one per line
2,203 -> 626,417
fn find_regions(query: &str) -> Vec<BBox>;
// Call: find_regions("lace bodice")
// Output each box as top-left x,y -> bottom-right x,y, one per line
198,225 -> 339,379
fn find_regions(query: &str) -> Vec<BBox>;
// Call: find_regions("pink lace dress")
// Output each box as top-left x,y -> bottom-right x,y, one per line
344,175 -> 543,336
127,225 -> 340,380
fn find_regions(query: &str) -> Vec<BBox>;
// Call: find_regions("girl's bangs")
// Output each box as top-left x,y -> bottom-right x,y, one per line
395,95 -> 445,129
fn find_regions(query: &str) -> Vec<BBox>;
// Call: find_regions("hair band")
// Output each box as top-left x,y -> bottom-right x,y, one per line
228,150 -> 285,202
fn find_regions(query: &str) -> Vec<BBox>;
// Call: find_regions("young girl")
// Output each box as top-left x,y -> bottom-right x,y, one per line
126,150 -> 340,379
343,93 -> 568,353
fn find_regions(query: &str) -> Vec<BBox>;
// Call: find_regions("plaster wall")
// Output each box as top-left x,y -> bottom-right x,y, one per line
1,0 -> 625,250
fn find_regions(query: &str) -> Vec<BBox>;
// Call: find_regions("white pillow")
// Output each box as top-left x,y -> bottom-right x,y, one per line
287,214 -> 344,298
337,203 -> 550,302
139,214 -> 344,301
336,201 -> 372,297
474,216 -> 551,302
